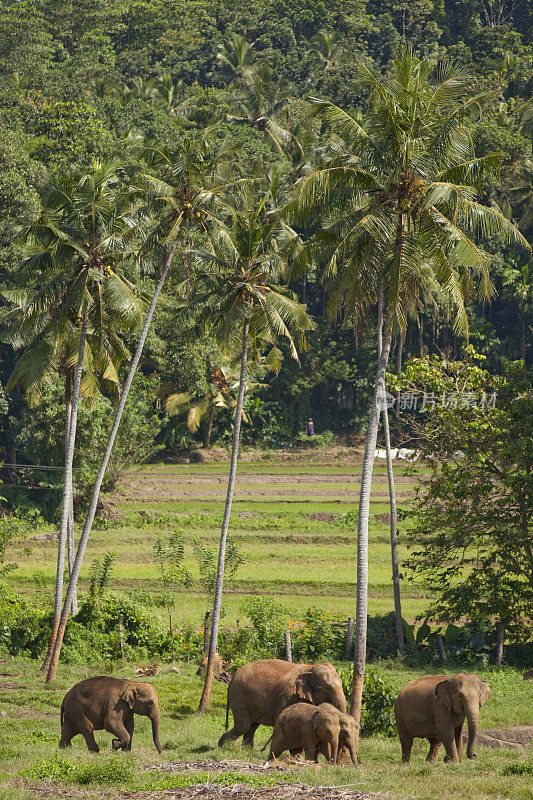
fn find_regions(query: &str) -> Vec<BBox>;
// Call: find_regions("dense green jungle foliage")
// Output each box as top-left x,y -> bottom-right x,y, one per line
0,0 -> 531,498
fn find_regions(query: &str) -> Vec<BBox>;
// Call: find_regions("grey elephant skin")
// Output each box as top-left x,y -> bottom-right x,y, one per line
59,676 -> 162,753
219,659 -> 346,748
268,702 -> 358,764
394,672 -> 491,763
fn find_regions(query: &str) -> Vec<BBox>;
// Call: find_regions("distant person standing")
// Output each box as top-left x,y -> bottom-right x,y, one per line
306,418 -> 315,438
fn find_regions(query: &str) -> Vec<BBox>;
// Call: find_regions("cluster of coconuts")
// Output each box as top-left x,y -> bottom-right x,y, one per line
183,201 -> 204,221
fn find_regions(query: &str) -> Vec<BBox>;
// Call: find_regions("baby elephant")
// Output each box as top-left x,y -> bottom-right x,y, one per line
268,702 -> 358,764
59,676 -> 162,754
394,672 -> 491,763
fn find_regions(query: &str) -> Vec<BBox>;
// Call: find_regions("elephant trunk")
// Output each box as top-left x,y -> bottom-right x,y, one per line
347,736 -> 357,765
150,707 -> 162,754
465,703 -> 479,759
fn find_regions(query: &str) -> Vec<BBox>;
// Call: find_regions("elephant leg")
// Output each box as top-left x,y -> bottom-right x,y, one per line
395,716 -> 413,763
242,723 -> 259,748
106,718 -> 131,751
438,724 -> 459,763
426,738 -> 441,762
302,733 -> 317,762
219,725 -> 245,747
337,745 -> 352,765
330,737 -> 338,765
268,730 -> 286,760
454,726 -> 463,761
59,722 -> 75,749
82,731 -> 100,753
219,708 -> 251,747
113,715 -> 134,752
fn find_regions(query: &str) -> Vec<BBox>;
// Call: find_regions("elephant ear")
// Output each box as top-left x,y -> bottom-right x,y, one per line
312,709 -> 322,733
294,672 -> 314,703
478,680 -> 491,707
435,680 -> 453,711
121,687 -> 137,709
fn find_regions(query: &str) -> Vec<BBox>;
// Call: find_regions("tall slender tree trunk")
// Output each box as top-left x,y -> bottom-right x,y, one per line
41,312 -> 88,673
397,333 -> 403,375
495,623 -> 505,666
199,318 -> 249,713
350,311 -> 392,757
63,372 -> 78,617
417,314 -> 424,357
67,503 -> 77,615
377,299 -> 405,655
46,242 -> 178,683
203,404 -> 215,449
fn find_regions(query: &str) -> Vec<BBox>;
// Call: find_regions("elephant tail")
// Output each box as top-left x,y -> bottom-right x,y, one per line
261,734 -> 273,753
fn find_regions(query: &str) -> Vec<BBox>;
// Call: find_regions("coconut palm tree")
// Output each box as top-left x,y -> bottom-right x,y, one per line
3,160 -> 147,670
45,132 -> 239,683
291,48 -> 529,751
186,199 -> 314,711
165,355 -> 266,448
224,64 -> 294,154
216,33 -> 257,85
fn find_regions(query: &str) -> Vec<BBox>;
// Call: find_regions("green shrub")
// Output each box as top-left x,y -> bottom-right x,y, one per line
338,665 -> 397,737
26,754 -> 133,785
291,607 -> 345,661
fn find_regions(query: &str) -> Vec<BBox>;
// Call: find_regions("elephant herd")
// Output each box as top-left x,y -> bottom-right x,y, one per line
58,658 -> 491,766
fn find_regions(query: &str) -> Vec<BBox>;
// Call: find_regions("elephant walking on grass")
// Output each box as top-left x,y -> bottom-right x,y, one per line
59,677 -> 162,753
394,673 -> 491,763
219,659 -> 346,748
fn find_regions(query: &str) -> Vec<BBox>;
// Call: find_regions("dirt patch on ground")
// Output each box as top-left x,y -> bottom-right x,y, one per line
374,513 -> 391,525
29,779 -> 373,800
464,726 -> 533,749
307,513 -> 340,523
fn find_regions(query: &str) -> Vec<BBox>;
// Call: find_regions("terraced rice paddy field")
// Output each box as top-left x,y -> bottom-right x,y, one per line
14,447 -> 428,623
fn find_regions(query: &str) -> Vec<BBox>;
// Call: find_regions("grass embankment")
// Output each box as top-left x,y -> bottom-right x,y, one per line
0,660 -> 531,800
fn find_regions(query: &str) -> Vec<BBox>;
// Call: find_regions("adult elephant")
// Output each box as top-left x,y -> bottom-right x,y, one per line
218,659 -> 346,748
59,676 -> 162,753
394,672 -> 491,763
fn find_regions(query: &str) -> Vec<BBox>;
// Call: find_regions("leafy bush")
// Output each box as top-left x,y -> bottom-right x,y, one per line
338,665 -> 397,737
76,591 -> 168,656
291,607 -> 345,661
297,430 -> 336,448
233,597 -> 292,662
26,754 -> 133,784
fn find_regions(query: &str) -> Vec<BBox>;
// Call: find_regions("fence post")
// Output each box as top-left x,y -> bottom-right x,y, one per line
284,629 -> 292,662
436,633 -> 447,663
118,613 -> 125,659
345,616 -> 354,658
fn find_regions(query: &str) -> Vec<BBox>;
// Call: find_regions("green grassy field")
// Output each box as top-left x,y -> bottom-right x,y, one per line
0,659 -> 531,800
2,449 -> 532,799
11,450 -> 429,624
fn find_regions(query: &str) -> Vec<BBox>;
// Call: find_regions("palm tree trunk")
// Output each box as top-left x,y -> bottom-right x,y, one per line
45,242 -> 178,683
63,372 -> 78,617
377,297 -> 404,655
41,312 -> 88,673
495,622 -> 504,666
204,403 -> 215,449
67,503 -> 77,616
381,405 -> 404,652
349,311 -> 392,755
198,318 -> 249,712
397,333 -> 403,375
